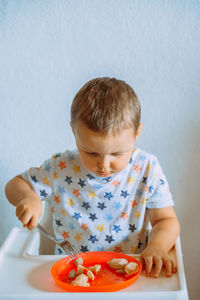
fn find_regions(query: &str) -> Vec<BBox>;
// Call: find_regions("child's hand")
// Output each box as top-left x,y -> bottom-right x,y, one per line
16,194 -> 42,230
139,246 -> 177,278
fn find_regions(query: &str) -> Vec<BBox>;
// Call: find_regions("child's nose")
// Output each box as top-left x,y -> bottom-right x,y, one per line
98,156 -> 111,170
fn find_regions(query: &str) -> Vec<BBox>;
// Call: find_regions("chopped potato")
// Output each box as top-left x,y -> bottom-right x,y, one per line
68,269 -> 77,279
87,270 -> 95,281
71,274 -> 90,287
76,264 -> 95,280
77,265 -> 85,275
88,264 -> 101,274
107,258 -> 128,269
74,257 -> 83,266
124,262 -> 139,275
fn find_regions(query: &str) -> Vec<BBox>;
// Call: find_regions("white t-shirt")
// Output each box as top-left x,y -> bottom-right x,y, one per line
21,148 -> 174,254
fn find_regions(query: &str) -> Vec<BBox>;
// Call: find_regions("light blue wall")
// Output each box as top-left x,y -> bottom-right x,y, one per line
0,1 -> 200,298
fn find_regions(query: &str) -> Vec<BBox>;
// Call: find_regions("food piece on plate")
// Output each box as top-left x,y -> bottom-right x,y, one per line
107,258 -> 128,269
68,269 -> 77,279
76,264 -> 95,280
124,262 -> 139,276
115,269 -> 126,274
88,264 -> 101,274
74,257 -> 83,266
71,274 -> 90,287
77,265 -> 85,275
87,269 -> 95,281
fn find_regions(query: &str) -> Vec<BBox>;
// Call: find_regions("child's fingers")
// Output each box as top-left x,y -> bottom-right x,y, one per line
165,260 -> 172,277
20,212 -> 33,226
16,209 -> 32,227
16,206 -> 30,223
139,256 -> 145,270
27,215 -> 39,230
153,256 -> 163,278
145,257 -> 153,276
171,259 -> 177,273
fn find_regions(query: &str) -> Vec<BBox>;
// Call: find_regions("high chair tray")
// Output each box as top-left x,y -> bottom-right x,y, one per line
0,227 -> 188,299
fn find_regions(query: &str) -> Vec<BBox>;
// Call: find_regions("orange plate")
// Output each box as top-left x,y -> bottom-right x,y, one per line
51,251 -> 142,292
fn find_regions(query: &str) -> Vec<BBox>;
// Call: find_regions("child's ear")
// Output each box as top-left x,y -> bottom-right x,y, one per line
70,121 -> 75,134
135,123 -> 142,141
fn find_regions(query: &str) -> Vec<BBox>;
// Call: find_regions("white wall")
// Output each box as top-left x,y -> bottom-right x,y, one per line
0,1 -> 200,298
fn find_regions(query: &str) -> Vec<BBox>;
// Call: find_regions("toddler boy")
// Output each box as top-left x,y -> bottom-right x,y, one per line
5,77 -> 180,278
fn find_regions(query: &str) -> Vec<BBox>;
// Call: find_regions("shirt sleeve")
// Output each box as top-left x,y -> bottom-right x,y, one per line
146,156 -> 174,209
20,156 -> 55,200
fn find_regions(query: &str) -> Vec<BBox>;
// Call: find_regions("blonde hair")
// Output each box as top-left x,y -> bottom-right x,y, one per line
71,77 -> 141,136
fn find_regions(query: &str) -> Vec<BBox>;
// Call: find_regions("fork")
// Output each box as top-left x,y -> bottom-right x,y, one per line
37,223 -> 79,259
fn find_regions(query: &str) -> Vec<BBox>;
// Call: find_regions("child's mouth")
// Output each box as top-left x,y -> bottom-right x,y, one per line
97,172 -> 111,177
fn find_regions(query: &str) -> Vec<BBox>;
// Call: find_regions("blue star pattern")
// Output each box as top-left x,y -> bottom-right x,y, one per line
129,224 -> 137,232
104,214 -> 113,221
114,202 -> 122,209
104,192 -> 113,200
113,225 -> 122,233
73,212 -> 82,220
87,174 -> 95,180
102,176 -> 112,182
78,179 -> 86,187
44,163 -> 51,172
57,248 -> 63,254
149,185 -> 154,193
142,177 -> 147,184
89,213 -> 98,222
58,186 -> 66,194
120,190 -> 129,198
105,235 -> 115,244
88,235 -> 98,243
40,189 -> 48,197
20,148 -> 174,254
31,175 -> 38,183
65,176 -> 73,185
160,179 -> 165,185
80,245 -> 89,252
55,219 -> 63,227
97,202 -> 107,210
82,202 -> 91,210
69,222 -> 76,230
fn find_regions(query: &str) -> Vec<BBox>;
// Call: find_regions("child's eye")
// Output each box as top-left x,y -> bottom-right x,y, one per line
87,152 -> 98,157
112,153 -> 123,156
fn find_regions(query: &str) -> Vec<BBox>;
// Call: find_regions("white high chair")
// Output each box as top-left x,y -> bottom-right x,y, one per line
0,201 -> 189,299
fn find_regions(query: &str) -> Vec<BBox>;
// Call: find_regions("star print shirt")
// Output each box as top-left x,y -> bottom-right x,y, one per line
21,148 -> 174,254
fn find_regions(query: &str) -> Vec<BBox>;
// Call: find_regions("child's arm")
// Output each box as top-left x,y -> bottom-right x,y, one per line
140,206 -> 180,278
5,175 -> 42,230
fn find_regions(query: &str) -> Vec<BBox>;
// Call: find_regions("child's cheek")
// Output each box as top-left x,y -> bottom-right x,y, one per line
113,157 -> 129,172
82,156 -> 96,171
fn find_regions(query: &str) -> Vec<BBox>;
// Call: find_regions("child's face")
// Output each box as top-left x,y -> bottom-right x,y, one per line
72,121 -> 139,177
